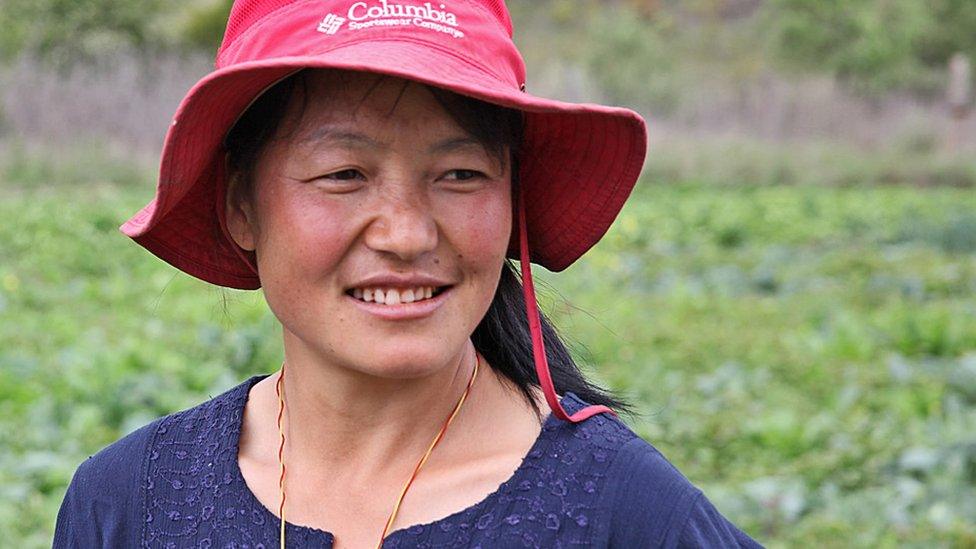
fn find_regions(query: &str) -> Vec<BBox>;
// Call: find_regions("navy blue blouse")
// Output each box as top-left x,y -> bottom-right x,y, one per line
54,376 -> 763,548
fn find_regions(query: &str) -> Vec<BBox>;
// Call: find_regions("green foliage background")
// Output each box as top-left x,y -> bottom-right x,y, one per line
766,0 -> 976,97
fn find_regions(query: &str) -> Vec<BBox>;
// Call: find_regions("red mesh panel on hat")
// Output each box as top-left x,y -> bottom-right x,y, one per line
219,0 -> 302,55
480,0 -> 514,36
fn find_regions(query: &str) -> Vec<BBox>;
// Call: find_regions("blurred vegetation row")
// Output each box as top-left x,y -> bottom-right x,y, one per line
2,0 -> 975,103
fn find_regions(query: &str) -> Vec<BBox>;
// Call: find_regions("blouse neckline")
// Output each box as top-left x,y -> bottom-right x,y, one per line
225,374 -> 583,545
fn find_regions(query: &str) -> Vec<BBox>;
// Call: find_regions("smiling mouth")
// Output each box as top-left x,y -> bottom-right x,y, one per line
345,285 -> 451,306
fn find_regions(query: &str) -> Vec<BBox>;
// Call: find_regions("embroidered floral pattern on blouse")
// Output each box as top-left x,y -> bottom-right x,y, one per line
141,377 -> 635,548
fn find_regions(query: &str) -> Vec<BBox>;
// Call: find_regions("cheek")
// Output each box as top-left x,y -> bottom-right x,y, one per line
254,192 -> 360,343
479,200 -> 513,262
440,187 -> 512,282
253,186 -> 355,289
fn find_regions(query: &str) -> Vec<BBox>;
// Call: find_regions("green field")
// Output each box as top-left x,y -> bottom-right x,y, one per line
2,157 -> 976,547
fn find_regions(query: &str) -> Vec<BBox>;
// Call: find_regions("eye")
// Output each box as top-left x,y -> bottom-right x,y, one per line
307,168 -> 366,194
442,169 -> 485,181
323,169 -> 365,181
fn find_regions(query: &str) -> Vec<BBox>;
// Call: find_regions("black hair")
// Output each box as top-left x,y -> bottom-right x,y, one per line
224,69 -> 632,419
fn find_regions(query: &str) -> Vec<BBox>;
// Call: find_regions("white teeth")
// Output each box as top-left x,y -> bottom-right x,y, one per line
351,286 -> 441,305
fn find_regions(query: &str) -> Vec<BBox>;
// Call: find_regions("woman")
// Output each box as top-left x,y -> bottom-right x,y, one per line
55,0 -> 762,547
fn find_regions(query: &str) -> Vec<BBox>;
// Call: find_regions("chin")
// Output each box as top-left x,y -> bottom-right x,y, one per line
352,346 -> 459,380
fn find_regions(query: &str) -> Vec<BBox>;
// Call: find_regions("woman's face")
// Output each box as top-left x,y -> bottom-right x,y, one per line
227,71 -> 512,379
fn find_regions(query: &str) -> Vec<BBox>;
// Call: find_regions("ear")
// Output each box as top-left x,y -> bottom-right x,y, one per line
224,177 -> 258,252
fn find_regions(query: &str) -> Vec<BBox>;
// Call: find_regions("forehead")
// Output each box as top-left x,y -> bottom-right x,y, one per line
280,70 -> 471,144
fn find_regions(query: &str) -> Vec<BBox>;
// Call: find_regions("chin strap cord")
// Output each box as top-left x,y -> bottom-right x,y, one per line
516,184 -> 616,423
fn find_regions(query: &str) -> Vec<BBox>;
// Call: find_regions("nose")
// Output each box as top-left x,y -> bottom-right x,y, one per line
362,187 -> 438,262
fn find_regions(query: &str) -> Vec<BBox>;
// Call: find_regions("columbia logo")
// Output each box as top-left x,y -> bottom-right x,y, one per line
314,1 -> 464,39
317,13 -> 346,34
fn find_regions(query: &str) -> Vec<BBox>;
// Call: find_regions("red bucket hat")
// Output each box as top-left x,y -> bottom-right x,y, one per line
121,0 -> 648,423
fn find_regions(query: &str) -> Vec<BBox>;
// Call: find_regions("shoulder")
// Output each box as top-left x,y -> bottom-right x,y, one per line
53,377 -> 261,548
418,392 -> 641,547
550,400 -> 699,546
583,419 -> 763,548
53,417 -> 161,547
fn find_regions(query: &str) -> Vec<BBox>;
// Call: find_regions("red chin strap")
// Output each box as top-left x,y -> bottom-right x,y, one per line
516,185 -> 617,423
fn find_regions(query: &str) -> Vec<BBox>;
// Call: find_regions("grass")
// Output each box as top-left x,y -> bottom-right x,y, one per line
2,147 -> 976,547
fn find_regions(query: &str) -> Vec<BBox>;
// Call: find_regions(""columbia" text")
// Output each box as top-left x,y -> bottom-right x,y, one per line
348,0 -> 459,27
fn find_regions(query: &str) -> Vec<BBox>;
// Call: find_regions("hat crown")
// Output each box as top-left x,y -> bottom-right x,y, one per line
219,0 -> 514,57
220,0 -> 295,55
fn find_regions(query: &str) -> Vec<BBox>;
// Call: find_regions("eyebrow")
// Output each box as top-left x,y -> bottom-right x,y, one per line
298,127 -> 380,149
298,127 -> 487,155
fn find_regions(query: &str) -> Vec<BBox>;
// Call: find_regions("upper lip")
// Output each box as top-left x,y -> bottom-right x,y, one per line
346,274 -> 454,291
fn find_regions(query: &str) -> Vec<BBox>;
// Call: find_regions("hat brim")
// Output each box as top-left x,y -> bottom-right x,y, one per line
121,39 -> 647,290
